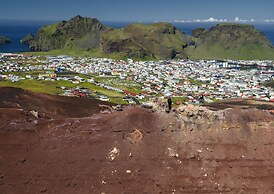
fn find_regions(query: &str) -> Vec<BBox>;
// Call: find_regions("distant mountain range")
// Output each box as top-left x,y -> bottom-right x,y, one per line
25,15 -> 274,60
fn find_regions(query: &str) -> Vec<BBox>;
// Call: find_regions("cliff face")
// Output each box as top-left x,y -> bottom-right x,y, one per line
29,16 -> 274,60
100,23 -> 192,59
29,15 -> 108,51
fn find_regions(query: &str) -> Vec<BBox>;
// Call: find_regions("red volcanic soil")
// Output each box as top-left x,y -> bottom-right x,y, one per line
0,87 -> 113,118
203,98 -> 274,111
0,87 -> 274,193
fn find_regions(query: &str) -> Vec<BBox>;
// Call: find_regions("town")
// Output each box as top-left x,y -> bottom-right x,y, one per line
0,52 -> 273,104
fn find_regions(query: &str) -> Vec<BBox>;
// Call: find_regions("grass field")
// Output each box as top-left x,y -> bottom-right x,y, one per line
0,78 -> 130,104
0,78 -> 125,97
0,79 -> 65,95
186,44 -> 274,60
93,76 -> 142,94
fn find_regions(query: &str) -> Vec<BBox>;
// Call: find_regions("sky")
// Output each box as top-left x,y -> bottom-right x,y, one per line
1,0 -> 274,22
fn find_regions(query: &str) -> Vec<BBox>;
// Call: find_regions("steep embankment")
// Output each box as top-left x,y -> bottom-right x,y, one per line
0,87 -> 113,118
0,89 -> 274,193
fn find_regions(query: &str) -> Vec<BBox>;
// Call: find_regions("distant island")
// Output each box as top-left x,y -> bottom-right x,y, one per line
0,36 -> 11,44
26,15 -> 274,60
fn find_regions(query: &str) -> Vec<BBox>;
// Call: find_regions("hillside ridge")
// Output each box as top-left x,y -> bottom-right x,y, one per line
28,15 -> 274,60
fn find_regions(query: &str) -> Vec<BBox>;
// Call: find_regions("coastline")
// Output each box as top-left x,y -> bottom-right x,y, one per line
1,21 -> 274,54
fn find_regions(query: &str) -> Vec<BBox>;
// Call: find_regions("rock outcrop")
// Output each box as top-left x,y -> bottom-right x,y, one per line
29,15 -> 109,51
0,36 -> 10,44
20,33 -> 34,44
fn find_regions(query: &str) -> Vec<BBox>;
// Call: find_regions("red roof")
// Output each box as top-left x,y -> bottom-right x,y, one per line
141,92 -> 149,95
124,90 -> 137,96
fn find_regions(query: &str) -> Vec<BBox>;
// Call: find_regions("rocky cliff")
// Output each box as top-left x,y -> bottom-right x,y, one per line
29,15 -> 108,51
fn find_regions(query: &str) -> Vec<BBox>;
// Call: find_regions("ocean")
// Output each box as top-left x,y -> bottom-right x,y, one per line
0,20 -> 56,53
0,20 -> 274,53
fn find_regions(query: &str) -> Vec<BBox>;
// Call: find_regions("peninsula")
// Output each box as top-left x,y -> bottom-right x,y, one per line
20,33 -> 34,44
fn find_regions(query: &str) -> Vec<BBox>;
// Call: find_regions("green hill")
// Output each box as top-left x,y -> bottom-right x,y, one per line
187,23 -> 274,60
29,15 -> 109,51
101,22 -> 192,59
27,16 -> 274,60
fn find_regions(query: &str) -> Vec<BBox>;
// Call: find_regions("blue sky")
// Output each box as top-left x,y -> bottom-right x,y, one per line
1,0 -> 274,22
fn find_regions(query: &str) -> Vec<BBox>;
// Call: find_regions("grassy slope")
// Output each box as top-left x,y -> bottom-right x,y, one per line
0,79 -> 124,97
187,23 -> 274,60
0,80 -> 128,104
101,23 -> 188,59
40,23 -> 60,34
0,80 -> 66,95
27,43 -> 274,61
28,19 -> 274,60
186,44 -> 274,60
24,48 -> 156,61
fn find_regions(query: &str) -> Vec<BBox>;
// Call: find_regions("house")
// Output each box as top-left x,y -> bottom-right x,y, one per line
124,90 -> 137,97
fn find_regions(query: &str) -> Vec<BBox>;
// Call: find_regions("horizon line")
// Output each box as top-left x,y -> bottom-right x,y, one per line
0,18 -> 274,24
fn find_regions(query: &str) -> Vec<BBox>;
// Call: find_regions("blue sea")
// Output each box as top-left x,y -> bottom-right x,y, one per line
0,20 -> 274,53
